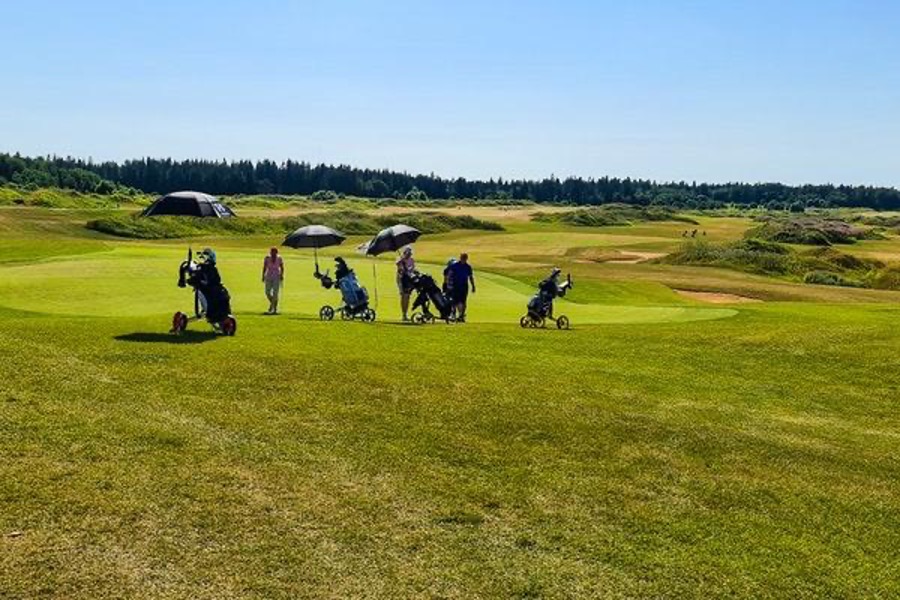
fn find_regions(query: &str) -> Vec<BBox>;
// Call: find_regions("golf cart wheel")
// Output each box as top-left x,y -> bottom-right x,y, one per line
319,306 -> 335,321
364,308 -> 376,322
424,313 -> 436,324
556,315 -> 570,330
531,316 -> 545,329
519,315 -> 530,328
411,312 -> 424,325
221,316 -> 237,337
340,307 -> 353,321
171,311 -> 188,334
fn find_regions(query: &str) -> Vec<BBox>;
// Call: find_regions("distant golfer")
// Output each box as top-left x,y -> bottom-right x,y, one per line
447,252 -> 475,322
262,247 -> 284,314
396,246 -> 416,321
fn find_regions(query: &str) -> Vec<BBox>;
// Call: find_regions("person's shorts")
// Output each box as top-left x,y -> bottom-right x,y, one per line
451,287 -> 469,304
397,277 -> 413,295
265,278 -> 282,296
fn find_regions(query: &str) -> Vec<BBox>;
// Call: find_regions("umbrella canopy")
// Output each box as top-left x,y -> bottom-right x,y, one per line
365,224 -> 421,256
142,191 -> 235,218
282,225 -> 346,249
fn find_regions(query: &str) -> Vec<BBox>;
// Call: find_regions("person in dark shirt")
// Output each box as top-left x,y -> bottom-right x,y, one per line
447,252 -> 475,322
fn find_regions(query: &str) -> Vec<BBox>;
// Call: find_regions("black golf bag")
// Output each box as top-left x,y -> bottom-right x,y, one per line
521,271 -> 572,329
527,274 -> 572,320
173,250 -> 236,335
179,261 -> 232,321
410,271 -> 454,322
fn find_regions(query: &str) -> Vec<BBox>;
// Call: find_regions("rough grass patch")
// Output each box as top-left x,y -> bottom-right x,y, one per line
661,239 -> 899,289
85,210 -> 503,239
531,203 -> 698,227
747,216 -> 880,246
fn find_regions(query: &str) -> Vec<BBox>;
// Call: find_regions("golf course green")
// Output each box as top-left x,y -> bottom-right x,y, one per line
2,202 -> 899,598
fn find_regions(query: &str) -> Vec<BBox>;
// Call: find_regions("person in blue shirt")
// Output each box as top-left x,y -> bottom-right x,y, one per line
446,252 -> 475,322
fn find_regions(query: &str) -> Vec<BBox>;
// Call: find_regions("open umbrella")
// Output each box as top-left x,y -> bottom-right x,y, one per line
358,224 -> 422,309
282,224 -> 346,271
365,224 -> 421,256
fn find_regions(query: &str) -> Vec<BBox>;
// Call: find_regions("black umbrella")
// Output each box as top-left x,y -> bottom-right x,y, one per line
282,224 -> 346,271
364,224 -> 421,256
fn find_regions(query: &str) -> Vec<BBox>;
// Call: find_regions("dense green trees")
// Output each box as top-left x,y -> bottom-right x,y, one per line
2,152 -> 899,210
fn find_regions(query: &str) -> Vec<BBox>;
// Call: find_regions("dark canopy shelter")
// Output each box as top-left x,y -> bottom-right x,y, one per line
141,191 -> 236,218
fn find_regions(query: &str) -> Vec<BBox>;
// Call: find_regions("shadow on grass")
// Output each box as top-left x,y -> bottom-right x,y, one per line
115,331 -> 219,344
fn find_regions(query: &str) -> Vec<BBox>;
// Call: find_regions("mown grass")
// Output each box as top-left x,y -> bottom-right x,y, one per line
2,306 -> 899,597
1,205 -> 900,597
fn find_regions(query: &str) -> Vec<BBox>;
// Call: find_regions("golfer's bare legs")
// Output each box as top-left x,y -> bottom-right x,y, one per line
401,292 -> 410,320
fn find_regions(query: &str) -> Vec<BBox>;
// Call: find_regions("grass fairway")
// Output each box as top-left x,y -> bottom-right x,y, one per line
1,206 -> 899,598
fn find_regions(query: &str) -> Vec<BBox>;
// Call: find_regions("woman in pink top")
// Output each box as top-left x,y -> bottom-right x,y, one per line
262,247 -> 285,314
396,246 -> 416,321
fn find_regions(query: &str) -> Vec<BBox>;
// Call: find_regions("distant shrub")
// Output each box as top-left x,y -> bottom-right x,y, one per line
377,212 -> 503,233
310,190 -> 339,202
532,203 -> 698,227
0,186 -> 151,209
869,266 -> 900,290
86,209 -> 502,239
803,270 -> 863,288
800,247 -> 883,273
404,187 -> 429,202
661,238 -> 894,290
747,216 -> 876,245
660,240 -> 797,276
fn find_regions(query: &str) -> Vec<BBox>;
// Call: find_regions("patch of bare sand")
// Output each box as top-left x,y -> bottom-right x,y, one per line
574,250 -> 666,264
604,251 -> 667,264
675,290 -> 762,304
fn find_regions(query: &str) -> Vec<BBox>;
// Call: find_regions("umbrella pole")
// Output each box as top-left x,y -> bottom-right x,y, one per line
372,258 -> 379,309
314,246 -> 319,274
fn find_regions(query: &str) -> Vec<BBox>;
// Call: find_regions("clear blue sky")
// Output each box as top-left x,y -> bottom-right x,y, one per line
1,0 -> 898,186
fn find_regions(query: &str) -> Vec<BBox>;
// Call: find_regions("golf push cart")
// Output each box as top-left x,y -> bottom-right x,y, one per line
315,257 -> 376,322
171,248 -> 237,336
520,270 -> 573,330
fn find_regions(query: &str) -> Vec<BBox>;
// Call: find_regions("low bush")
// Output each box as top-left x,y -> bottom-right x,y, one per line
379,212 -> 503,233
0,186 -> 149,209
661,239 -> 897,289
869,265 -> 900,290
660,240 -> 798,276
86,210 -> 503,239
803,270 -> 864,288
532,204 -> 698,227
800,247 -> 883,273
747,216 -> 877,245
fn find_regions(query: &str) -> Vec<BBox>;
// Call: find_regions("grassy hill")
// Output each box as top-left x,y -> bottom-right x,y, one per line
1,202 -> 899,597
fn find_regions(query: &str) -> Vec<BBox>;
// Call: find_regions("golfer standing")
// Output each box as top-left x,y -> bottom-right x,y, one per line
396,246 -> 416,321
262,247 -> 285,314
448,252 -> 475,322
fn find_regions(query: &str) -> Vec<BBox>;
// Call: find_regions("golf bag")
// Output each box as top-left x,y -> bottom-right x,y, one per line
521,274 -> 572,329
172,249 -> 236,335
315,260 -> 375,321
410,271 -> 454,323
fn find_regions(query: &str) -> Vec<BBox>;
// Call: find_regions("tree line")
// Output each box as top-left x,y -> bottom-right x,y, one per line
2,152 -> 900,210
